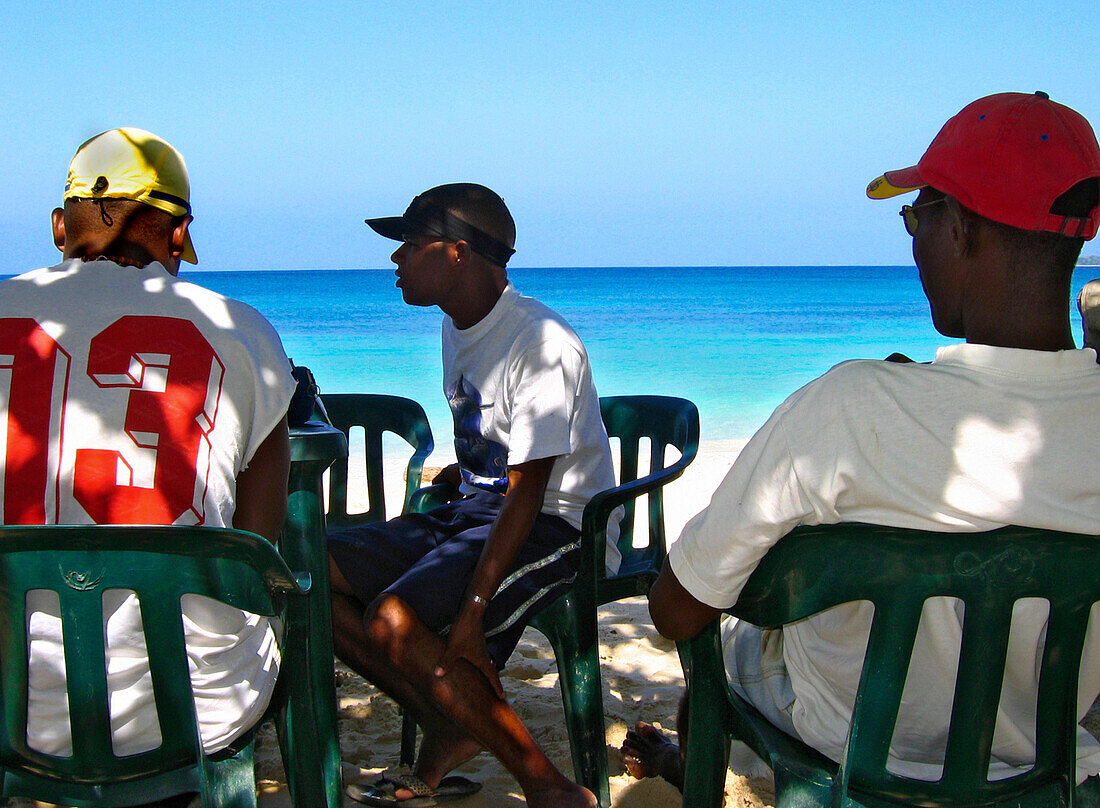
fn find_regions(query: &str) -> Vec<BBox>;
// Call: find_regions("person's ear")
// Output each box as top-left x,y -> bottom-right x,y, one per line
51,208 -> 65,252
451,240 -> 473,265
944,196 -> 976,256
170,215 -> 193,258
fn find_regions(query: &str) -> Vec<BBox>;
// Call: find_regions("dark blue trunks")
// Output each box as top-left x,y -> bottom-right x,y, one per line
327,490 -> 580,668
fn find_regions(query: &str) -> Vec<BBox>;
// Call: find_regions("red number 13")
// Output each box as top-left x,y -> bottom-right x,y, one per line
1,316 -> 224,525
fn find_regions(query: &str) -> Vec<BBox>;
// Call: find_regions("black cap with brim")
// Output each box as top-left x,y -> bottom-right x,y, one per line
364,191 -> 516,267
364,216 -> 409,241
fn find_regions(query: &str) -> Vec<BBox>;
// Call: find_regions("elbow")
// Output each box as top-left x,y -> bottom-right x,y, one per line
650,604 -> 697,642
648,584 -> 694,641
648,563 -> 721,641
650,613 -> 680,641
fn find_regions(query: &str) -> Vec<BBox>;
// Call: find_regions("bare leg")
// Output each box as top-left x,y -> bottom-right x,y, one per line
331,588 -> 482,787
330,558 -> 594,807
330,558 -> 482,785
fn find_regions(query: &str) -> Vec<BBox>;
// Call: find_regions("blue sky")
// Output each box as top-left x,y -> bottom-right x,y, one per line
1,1 -> 1097,270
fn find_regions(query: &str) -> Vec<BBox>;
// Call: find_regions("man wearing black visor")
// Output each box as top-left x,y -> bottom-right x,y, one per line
330,184 -> 615,808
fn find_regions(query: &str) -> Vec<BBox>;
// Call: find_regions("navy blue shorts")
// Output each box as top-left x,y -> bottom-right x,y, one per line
327,491 -> 580,669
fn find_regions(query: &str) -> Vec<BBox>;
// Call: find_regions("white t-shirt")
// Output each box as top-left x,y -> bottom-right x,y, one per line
442,283 -> 621,572
669,343 -> 1100,782
0,258 -> 296,755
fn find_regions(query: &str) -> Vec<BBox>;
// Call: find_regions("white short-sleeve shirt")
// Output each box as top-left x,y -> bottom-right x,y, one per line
442,283 -> 621,571
0,258 -> 296,755
670,344 -> 1100,782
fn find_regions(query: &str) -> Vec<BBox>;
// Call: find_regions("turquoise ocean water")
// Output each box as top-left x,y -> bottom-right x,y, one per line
185,266 -> 1100,446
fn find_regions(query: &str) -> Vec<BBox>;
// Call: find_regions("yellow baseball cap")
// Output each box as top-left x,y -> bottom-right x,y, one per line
65,127 -> 198,264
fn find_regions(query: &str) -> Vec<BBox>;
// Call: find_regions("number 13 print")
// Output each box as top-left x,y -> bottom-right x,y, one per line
0,316 -> 224,525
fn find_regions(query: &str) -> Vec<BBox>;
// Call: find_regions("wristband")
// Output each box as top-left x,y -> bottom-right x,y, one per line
466,593 -> 489,607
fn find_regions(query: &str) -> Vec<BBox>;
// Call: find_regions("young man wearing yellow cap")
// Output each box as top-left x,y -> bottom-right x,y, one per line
0,128 -> 296,759
627,92 -> 1100,788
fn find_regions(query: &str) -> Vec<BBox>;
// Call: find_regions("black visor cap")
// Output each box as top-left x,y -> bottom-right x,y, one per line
365,196 -> 515,267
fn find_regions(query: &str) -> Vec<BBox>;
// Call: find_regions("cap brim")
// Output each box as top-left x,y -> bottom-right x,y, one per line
867,166 -> 926,199
181,230 -> 198,264
364,216 -> 408,241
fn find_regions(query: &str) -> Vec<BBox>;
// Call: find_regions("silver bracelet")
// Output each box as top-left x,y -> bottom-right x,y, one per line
466,593 -> 489,607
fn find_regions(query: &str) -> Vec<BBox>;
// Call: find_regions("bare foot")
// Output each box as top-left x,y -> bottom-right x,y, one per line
396,729 -> 482,799
620,721 -> 684,791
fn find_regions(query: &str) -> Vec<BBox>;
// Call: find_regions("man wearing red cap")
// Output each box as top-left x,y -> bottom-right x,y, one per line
629,92 -> 1100,787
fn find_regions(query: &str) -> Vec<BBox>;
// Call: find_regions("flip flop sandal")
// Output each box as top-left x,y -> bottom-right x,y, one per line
346,766 -> 482,807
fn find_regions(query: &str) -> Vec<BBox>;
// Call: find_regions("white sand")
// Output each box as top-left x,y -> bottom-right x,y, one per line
11,441 -> 762,808
18,439 -> 1100,807
256,436 -> 1100,808
251,440 -> 771,807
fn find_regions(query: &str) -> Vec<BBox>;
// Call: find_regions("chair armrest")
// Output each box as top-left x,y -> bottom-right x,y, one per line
407,482 -> 458,514
578,451 -> 697,585
406,445 -> 433,477
403,444 -> 435,509
678,618 -> 726,700
678,619 -> 739,806
289,571 -> 313,595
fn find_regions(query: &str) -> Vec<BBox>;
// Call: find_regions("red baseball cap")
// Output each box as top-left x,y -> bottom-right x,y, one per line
867,91 -> 1100,239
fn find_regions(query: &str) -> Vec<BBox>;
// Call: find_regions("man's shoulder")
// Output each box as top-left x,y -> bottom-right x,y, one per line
165,273 -> 272,322
0,261 -> 283,347
764,357 -> 941,442
0,261 -> 104,307
787,357 -> 915,402
504,290 -> 583,345
165,278 -> 287,357
2,262 -> 71,287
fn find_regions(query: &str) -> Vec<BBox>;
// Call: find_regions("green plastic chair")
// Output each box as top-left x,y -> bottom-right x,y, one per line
285,421 -> 351,808
319,393 -> 435,764
679,523 -> 1100,808
406,394 -> 700,806
320,393 -> 435,527
0,524 -> 318,808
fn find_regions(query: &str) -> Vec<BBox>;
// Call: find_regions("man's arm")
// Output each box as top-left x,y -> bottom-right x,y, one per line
649,558 -> 724,641
430,462 -> 462,489
425,462 -> 464,502
232,415 -> 291,542
435,455 -> 557,694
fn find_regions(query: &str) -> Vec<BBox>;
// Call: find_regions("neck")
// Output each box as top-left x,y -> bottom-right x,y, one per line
961,257 -> 1076,351
444,268 -> 508,330
77,253 -> 148,269
965,322 -> 1076,351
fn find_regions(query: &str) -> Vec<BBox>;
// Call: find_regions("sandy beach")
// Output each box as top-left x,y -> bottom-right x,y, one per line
249,439 -> 771,808
15,438 -> 1100,808
244,432 -> 1100,807
10,440 -> 755,808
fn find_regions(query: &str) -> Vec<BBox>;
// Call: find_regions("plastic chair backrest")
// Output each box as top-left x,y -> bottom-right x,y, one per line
321,393 -> 434,526
525,395 -> 699,806
593,395 -> 700,579
393,393 -> 701,805
0,525 -> 306,806
729,523 -> 1100,807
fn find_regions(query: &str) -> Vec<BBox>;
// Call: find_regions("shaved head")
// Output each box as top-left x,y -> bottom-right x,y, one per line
54,197 -> 189,272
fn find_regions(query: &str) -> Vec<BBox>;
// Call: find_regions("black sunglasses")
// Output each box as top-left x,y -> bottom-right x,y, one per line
900,198 -> 946,236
